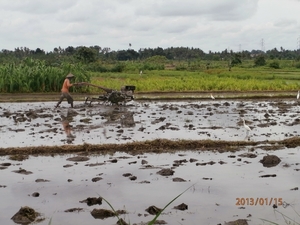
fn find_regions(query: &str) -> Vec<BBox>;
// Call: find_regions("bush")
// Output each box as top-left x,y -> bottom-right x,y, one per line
295,63 -> 300,69
254,55 -> 266,67
269,61 -> 280,69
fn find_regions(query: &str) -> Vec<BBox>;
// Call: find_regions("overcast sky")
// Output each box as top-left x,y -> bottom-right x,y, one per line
1,0 -> 300,53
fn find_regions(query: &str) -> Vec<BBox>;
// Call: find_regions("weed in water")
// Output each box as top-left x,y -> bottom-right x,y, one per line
100,183 -> 195,225
260,207 -> 300,225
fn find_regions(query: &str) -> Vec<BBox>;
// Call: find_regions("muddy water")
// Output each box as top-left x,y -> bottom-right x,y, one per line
1,99 -> 300,148
0,148 -> 299,225
0,99 -> 300,224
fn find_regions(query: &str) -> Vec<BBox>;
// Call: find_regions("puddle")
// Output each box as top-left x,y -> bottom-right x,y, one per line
1,148 -> 300,225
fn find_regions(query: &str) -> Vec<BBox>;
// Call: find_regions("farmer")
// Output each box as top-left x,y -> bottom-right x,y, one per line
55,73 -> 82,108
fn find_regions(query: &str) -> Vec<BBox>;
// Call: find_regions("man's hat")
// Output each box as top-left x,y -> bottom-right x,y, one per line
66,73 -> 75,78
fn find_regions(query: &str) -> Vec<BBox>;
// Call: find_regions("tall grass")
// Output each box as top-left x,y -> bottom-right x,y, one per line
1,58 -> 300,93
0,58 -> 90,93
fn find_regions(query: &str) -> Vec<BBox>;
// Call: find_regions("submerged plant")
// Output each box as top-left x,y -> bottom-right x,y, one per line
100,184 -> 195,225
260,207 -> 300,225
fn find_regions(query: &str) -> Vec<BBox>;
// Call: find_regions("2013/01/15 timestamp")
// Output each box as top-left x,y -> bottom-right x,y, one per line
236,198 -> 283,206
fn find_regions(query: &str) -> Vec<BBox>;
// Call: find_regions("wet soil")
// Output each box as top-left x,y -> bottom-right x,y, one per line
1,92 -> 300,225
1,91 -> 300,155
0,90 -> 297,103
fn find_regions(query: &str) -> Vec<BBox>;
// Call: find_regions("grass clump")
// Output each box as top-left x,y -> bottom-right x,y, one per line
100,184 -> 194,225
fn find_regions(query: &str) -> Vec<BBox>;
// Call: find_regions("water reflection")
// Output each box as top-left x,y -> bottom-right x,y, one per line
61,120 -> 75,143
60,109 -> 77,143
103,107 -> 136,127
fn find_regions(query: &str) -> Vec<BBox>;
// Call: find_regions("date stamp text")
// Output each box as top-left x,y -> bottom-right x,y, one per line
236,198 -> 283,206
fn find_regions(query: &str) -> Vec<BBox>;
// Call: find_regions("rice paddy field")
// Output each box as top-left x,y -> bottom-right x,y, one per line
1,95 -> 300,225
1,60 -> 300,225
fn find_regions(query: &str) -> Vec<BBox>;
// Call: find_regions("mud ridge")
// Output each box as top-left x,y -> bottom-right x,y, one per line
1,137 -> 300,156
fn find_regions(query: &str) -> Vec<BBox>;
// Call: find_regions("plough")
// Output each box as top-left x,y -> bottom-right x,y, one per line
84,83 -> 135,106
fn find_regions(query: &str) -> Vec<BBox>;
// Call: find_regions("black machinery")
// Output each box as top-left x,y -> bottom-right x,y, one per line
84,84 -> 135,106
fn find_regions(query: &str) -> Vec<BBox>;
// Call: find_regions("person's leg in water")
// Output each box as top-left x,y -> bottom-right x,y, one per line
66,93 -> 74,108
56,93 -> 73,108
55,93 -> 65,108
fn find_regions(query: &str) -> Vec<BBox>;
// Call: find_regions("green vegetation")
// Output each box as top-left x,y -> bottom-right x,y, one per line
0,58 -> 90,93
1,48 -> 300,93
89,68 -> 300,92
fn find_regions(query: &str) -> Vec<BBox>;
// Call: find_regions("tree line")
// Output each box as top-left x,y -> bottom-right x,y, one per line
1,45 -> 300,65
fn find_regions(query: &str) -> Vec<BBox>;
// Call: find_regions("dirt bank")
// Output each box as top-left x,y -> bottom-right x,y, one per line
0,90 -> 297,102
1,137 -> 300,156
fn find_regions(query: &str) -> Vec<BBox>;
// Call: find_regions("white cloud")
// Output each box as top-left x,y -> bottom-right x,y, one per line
0,0 -> 299,53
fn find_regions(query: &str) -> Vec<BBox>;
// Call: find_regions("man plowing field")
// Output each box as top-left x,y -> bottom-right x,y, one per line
55,73 -> 135,107
84,83 -> 135,105
55,73 -> 87,108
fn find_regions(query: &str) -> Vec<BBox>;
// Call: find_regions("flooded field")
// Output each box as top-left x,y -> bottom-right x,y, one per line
1,98 -> 300,147
0,98 -> 300,225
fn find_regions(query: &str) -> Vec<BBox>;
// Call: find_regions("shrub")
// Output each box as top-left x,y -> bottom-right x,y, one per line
254,55 -> 266,67
269,61 -> 280,69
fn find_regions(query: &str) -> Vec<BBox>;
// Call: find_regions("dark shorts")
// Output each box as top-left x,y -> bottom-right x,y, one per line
59,92 -> 73,104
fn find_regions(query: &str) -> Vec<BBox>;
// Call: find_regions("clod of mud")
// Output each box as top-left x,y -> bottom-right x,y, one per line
9,155 -> 29,161
66,156 -> 90,162
238,153 -> 257,158
123,173 -> 132,177
141,159 -> 148,164
35,179 -> 50,182
91,209 -> 115,219
172,177 -> 186,182
145,205 -> 162,215
259,174 -> 277,178
13,168 -> 33,175
196,161 -> 216,166
63,164 -> 73,168
224,219 -> 249,225
31,192 -> 40,197
85,162 -> 105,167
109,159 -> 118,163
173,159 -> 188,165
157,168 -> 175,176
129,175 -> 137,180
147,220 -> 167,224
90,208 -> 126,219
91,177 -> 102,182
64,208 -> 84,213
173,203 -> 188,211
259,155 -> 281,167
117,218 -> 129,225
11,206 -> 42,224
80,197 -> 102,206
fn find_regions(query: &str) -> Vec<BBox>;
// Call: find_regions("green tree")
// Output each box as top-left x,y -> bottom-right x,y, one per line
231,53 -> 242,66
254,55 -> 266,66
269,61 -> 280,69
75,46 -> 97,63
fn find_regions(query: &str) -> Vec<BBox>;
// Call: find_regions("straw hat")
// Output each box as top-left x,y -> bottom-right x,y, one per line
66,73 -> 75,78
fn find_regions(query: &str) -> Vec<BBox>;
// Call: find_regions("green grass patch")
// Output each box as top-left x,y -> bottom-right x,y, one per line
88,68 -> 300,93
